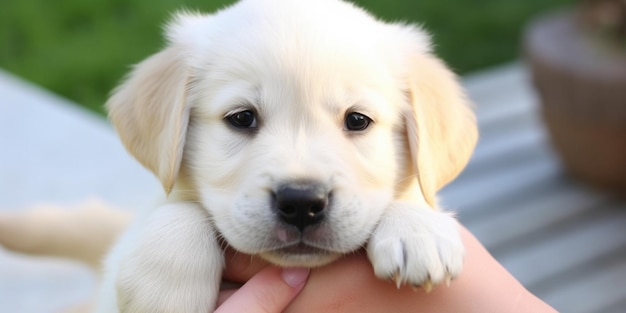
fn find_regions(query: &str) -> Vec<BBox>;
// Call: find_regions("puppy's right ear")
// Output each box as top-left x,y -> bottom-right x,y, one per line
106,46 -> 191,194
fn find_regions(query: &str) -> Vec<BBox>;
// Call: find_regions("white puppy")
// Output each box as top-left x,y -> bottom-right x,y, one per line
98,0 -> 478,312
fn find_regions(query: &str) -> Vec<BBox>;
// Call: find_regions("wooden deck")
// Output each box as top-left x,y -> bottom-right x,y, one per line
1,63 -> 625,312
442,64 -> 626,313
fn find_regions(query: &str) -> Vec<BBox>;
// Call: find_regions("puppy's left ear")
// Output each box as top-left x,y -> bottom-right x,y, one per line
404,54 -> 478,207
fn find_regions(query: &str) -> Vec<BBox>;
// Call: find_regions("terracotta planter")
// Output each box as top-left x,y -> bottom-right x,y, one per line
524,8 -> 626,195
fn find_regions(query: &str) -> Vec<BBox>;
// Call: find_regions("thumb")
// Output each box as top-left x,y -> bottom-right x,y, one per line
215,267 -> 309,313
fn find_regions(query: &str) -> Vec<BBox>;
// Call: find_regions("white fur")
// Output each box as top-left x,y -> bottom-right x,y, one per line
99,0 -> 478,311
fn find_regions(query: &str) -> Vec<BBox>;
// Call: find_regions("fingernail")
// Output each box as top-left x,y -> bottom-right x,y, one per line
281,267 -> 310,287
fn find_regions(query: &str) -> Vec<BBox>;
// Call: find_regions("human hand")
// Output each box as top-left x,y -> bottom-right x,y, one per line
220,226 -> 557,313
216,266 -> 309,313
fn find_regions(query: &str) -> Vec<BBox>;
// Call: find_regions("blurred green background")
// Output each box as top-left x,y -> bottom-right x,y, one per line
1,0 -> 575,114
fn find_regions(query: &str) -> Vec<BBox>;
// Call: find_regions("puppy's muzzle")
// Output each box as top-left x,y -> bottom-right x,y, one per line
273,182 -> 329,231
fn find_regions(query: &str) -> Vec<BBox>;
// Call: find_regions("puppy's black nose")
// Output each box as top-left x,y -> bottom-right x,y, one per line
274,182 -> 328,231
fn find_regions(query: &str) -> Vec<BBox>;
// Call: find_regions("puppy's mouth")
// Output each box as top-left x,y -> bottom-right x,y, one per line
274,242 -> 329,255
260,239 -> 342,267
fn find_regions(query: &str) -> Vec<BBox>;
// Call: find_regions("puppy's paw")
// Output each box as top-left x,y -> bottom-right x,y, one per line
367,201 -> 463,292
111,203 -> 223,313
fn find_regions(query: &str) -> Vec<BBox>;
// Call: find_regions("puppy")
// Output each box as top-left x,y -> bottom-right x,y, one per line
98,0 -> 478,311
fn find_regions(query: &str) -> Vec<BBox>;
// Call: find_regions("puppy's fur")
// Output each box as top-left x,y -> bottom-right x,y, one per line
72,0 -> 476,312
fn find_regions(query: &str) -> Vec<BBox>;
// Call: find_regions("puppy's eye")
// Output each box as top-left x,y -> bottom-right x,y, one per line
344,112 -> 372,131
226,110 -> 257,129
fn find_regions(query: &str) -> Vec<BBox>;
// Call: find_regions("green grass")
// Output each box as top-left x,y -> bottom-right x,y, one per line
1,0 -> 575,114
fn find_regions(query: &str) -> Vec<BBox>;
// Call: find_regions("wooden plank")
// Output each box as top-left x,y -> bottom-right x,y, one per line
464,126 -> 546,175
495,205 -> 626,288
602,298 -> 626,313
476,97 -> 539,136
539,257 -> 626,313
463,181 -> 610,250
440,149 -> 562,213
463,63 -> 536,116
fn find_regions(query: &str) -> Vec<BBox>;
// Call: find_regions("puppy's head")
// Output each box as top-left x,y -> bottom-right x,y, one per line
107,0 -> 477,267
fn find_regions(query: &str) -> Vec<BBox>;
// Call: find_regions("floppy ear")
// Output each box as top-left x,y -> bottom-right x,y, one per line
106,46 -> 191,194
405,54 -> 478,207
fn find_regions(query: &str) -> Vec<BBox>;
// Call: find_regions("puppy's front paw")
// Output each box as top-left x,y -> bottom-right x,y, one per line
111,203 -> 223,313
367,201 -> 464,292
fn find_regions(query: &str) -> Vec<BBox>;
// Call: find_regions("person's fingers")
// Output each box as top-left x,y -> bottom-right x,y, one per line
222,248 -> 269,282
215,266 -> 309,313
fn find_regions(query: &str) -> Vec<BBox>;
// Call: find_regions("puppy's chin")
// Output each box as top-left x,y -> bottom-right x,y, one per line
260,249 -> 342,267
